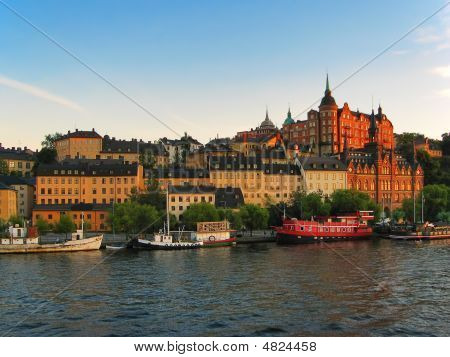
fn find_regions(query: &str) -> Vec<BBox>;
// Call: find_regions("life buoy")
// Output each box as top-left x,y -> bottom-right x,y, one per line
208,235 -> 216,242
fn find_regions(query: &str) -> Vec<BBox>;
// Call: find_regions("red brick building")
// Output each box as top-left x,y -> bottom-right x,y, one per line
343,113 -> 424,213
282,76 -> 394,155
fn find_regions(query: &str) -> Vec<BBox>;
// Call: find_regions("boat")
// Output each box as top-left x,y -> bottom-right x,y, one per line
387,223 -> 450,241
0,226 -> 103,254
132,187 -> 203,250
105,244 -> 127,250
274,211 -> 374,244
196,221 -> 237,247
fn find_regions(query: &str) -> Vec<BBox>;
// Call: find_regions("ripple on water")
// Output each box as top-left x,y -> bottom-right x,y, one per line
0,240 -> 448,336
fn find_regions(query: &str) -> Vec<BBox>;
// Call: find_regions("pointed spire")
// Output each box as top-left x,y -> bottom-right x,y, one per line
265,106 -> 269,120
326,73 -> 330,92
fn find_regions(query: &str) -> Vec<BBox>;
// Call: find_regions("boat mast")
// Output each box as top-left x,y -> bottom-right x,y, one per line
421,191 -> 424,223
166,184 -> 170,235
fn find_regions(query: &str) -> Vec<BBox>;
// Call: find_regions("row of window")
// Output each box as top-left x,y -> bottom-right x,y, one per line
40,187 -> 131,195
40,197 -> 128,204
40,177 -> 136,184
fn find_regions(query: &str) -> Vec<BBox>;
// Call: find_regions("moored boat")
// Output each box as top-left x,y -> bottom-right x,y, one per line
196,221 -> 236,248
387,223 -> 450,241
275,211 -> 374,244
0,226 -> 103,254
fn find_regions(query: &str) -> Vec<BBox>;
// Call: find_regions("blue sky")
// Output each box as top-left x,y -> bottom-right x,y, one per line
0,0 -> 449,149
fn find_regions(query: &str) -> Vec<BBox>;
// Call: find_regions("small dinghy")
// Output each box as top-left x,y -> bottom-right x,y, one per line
105,244 -> 126,250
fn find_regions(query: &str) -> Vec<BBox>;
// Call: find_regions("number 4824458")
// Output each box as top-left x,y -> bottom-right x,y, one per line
262,341 -> 317,352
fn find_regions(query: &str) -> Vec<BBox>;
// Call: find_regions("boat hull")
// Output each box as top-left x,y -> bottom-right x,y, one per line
201,237 -> 236,247
276,231 -> 372,244
0,235 -> 103,254
132,238 -> 202,250
387,233 -> 450,241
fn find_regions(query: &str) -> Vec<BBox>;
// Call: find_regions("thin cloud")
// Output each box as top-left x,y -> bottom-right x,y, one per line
437,88 -> 450,97
391,49 -> 409,56
431,65 -> 450,78
0,75 -> 83,111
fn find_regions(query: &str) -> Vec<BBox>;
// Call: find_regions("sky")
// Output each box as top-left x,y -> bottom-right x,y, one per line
0,0 -> 449,150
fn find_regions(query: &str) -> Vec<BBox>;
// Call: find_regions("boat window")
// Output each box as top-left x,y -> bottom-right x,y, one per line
300,226 -> 304,231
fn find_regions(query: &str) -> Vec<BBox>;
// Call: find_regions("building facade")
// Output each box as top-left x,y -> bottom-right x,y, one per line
32,203 -> 110,231
0,147 -> 35,177
282,76 -> 394,156
298,157 -> 347,196
0,182 -> 17,221
0,176 -> 34,218
35,159 -> 145,205
55,129 -> 103,161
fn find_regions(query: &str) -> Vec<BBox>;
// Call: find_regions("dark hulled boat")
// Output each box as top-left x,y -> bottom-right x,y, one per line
275,211 -> 374,244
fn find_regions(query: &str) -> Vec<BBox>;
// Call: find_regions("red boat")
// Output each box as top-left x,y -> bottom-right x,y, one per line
275,211 -> 374,244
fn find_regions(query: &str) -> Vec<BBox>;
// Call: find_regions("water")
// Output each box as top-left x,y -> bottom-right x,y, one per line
0,239 -> 449,336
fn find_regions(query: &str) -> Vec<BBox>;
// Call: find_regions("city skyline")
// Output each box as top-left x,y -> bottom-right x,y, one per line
1,0 -> 450,149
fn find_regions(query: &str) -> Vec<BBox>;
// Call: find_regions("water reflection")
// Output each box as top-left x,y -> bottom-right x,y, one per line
0,239 -> 448,336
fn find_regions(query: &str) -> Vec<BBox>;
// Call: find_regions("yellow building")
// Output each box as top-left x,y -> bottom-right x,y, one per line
168,185 -> 216,220
298,157 -> 347,196
153,158 -> 303,206
0,182 -> 17,221
55,129 -> 103,161
35,159 -> 145,205
0,149 -> 35,177
0,176 -> 34,218
32,203 -> 110,231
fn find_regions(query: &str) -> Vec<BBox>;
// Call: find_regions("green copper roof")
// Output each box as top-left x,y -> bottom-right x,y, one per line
283,108 -> 295,125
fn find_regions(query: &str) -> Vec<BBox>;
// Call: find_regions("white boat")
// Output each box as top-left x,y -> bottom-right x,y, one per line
132,186 -> 202,250
0,226 -> 103,254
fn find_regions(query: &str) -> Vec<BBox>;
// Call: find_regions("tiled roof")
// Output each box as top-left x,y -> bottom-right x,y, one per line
33,203 -> 111,211
35,159 -> 139,176
169,185 -> 216,194
299,157 -> 347,171
215,187 -> 244,208
0,175 -> 34,186
58,129 -> 102,140
0,151 -> 35,161
0,182 -> 15,190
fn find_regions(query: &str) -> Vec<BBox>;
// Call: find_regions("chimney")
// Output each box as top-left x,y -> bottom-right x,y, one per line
92,128 -> 95,132
75,128 -> 78,132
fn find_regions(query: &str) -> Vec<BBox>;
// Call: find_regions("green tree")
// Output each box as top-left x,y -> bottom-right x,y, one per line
392,208 -> 406,223
35,218 -> 50,234
181,203 -> 220,230
442,132 -> 450,156
55,215 -> 76,239
394,132 -> 424,162
35,147 -> 57,165
129,179 -> 165,211
289,191 -> 331,219
239,204 -> 269,235
109,201 -> 161,235
41,132 -> 63,149
8,215 -> 24,227
218,208 -> 242,230
0,159 -> 8,175
330,189 -> 379,218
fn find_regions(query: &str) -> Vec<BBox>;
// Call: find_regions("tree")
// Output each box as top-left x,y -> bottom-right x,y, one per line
0,159 -> 8,175
109,201 -> 161,236
239,204 -> 269,235
41,132 -> 63,149
129,179 -> 165,211
8,215 -> 24,227
181,203 -> 220,230
442,132 -> 450,156
55,215 -> 76,239
330,189 -> 379,218
35,147 -> 57,165
402,184 -> 450,222
36,218 -> 50,234
218,208 -> 242,230
392,208 -> 406,223
394,132 -> 424,162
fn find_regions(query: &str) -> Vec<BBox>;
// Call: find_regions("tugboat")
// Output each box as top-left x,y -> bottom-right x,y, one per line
387,222 -> 450,241
132,189 -> 203,250
196,221 -> 237,247
0,224 -> 103,254
275,211 -> 374,244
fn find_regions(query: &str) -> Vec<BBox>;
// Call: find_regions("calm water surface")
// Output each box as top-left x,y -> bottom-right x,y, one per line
0,239 -> 449,336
